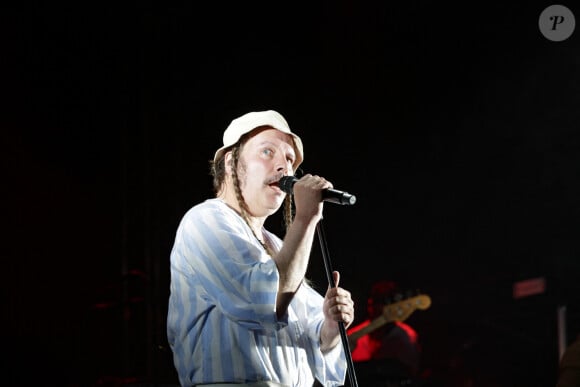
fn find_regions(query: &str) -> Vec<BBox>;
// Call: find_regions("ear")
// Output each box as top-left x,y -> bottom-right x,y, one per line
224,151 -> 233,175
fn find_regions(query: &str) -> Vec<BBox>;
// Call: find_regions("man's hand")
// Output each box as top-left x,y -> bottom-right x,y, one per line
320,271 -> 355,352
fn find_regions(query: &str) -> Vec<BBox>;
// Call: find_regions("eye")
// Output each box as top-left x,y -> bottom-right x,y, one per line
262,148 -> 273,156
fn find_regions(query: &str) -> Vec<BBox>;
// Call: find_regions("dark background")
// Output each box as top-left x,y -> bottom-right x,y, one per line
2,2 -> 579,386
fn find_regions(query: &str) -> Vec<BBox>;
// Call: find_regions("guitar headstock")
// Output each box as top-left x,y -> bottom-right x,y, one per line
382,293 -> 432,323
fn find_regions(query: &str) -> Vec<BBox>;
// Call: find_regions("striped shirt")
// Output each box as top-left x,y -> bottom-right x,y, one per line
167,198 -> 347,387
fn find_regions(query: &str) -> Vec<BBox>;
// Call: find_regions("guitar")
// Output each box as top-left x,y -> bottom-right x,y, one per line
347,293 -> 432,347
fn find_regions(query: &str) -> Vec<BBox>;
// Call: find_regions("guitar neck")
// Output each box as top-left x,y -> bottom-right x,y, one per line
348,315 -> 389,342
347,294 -> 431,344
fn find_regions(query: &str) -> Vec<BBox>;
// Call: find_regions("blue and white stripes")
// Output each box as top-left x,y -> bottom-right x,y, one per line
167,198 -> 346,387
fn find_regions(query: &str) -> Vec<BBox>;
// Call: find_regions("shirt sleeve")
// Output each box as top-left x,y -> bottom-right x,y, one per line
172,201 -> 284,330
299,284 -> 348,386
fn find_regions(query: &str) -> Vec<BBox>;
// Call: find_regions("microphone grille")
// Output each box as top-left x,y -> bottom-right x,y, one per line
278,176 -> 296,194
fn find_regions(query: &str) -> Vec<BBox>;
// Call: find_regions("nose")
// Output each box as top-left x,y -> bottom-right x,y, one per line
275,155 -> 291,174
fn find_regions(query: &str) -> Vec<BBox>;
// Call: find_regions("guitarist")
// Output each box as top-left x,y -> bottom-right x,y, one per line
347,280 -> 422,386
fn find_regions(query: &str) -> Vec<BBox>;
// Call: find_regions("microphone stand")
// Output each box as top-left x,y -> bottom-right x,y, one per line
316,219 -> 359,387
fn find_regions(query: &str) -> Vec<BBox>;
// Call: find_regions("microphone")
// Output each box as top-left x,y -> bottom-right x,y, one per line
278,176 -> 357,205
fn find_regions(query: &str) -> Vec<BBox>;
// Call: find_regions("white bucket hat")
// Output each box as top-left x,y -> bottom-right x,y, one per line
213,110 -> 304,168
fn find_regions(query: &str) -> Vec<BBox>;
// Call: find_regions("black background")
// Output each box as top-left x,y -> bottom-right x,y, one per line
2,2 -> 579,386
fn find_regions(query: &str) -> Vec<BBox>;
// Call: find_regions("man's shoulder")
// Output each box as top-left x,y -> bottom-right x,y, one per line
176,198 -> 227,227
186,198 -> 225,215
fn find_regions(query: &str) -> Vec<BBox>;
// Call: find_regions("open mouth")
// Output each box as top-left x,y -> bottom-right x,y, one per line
266,174 -> 285,187
268,182 -> 282,192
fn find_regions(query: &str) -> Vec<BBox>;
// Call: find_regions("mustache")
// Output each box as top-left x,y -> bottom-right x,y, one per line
265,173 -> 288,186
